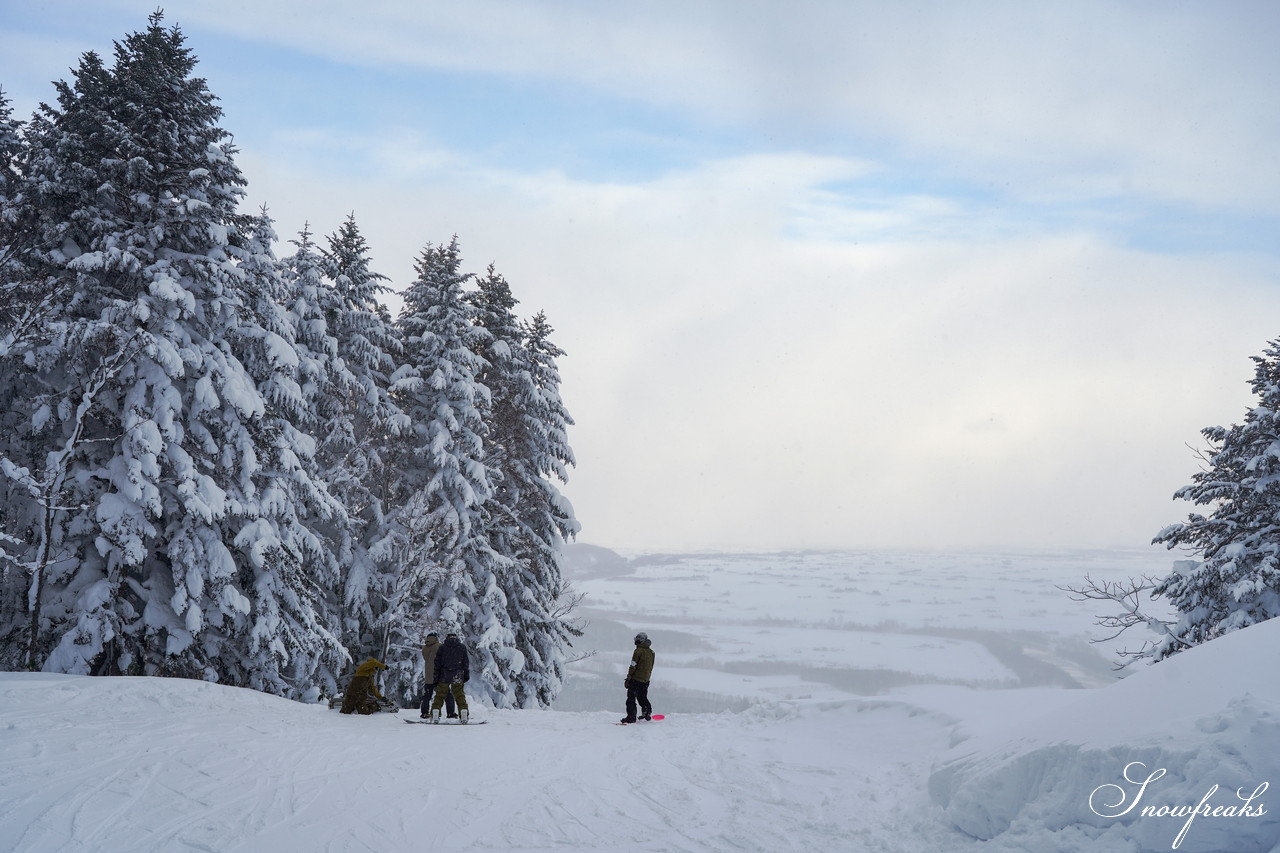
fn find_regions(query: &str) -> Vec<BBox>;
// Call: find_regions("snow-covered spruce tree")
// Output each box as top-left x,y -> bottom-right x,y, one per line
469,268 -> 581,707
278,223 -> 356,647
0,79 -> 93,352
0,88 -> 19,192
0,14 -> 345,695
0,88 -> 26,302
0,88 -> 40,655
317,215 -> 408,666
386,236 -> 514,705
229,210 -> 350,698
1151,339 -> 1280,658
0,41 -> 151,671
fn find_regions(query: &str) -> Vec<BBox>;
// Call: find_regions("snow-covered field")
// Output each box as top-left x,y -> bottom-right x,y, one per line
558,547 -> 1172,711
3,546 -> 1278,853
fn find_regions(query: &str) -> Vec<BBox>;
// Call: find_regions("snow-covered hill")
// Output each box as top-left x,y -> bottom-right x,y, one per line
930,615 -> 1280,852
3,548 -> 1278,852
1,672 -> 972,852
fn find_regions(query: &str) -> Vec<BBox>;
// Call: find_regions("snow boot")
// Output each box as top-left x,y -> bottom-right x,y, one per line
459,708 -> 470,725
641,713 -> 652,721
431,708 -> 442,724
620,715 -> 637,724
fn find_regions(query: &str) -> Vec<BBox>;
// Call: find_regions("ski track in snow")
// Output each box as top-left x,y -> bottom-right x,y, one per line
0,673 -> 988,853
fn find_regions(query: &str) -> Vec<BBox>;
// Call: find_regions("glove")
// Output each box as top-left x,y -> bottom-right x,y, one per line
624,678 -> 633,688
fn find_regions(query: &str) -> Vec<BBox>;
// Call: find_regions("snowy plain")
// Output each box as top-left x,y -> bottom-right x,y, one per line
2,546 -> 1278,853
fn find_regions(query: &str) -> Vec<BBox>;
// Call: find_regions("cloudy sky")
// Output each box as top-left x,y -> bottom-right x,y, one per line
4,1 -> 1280,552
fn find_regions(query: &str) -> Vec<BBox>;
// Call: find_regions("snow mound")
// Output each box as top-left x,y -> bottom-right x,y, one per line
929,619 -> 1280,852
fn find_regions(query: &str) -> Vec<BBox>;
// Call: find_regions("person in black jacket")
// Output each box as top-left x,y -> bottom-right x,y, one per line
429,632 -> 471,723
419,632 -> 457,719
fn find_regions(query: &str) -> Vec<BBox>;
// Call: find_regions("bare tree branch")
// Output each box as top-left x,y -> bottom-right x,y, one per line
1058,573 -> 1196,669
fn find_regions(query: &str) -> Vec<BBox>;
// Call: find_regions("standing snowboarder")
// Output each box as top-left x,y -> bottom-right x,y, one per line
419,632 -> 458,719
621,632 -> 655,723
430,632 -> 471,723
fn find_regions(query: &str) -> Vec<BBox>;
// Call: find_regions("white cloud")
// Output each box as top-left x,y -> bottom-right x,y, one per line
8,2 -> 1280,551
235,132 -> 1280,550
125,0 -> 1280,213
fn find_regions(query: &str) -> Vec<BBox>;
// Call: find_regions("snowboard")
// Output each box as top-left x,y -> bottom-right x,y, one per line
617,715 -> 664,725
404,718 -> 488,726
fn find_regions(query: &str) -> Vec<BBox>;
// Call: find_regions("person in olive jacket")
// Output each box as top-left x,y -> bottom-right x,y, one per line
622,632 -> 655,723
419,632 -> 457,719
429,632 -> 471,723
340,657 -> 388,715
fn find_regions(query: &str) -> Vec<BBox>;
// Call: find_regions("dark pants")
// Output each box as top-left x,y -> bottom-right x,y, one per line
432,681 -> 468,713
626,679 -> 651,720
420,683 -> 457,716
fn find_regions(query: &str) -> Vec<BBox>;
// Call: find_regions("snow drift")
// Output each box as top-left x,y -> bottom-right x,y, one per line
929,618 -> 1280,852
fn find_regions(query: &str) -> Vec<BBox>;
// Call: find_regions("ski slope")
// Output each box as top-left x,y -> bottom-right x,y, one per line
2,672 -> 976,853
3,547 -> 1278,852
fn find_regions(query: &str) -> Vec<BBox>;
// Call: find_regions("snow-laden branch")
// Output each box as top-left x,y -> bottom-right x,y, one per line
1058,574 -> 1196,668
6,329 -> 145,668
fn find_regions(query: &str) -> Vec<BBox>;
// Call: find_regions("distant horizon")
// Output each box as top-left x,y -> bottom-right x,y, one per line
566,539 -> 1181,558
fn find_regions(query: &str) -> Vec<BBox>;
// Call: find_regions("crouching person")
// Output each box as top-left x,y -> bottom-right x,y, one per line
340,657 -> 389,715
430,632 -> 470,724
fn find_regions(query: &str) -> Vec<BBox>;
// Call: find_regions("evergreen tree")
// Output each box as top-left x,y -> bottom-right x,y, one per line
0,14 -> 343,696
387,237 -> 511,704
1153,339 -> 1280,657
232,210 -> 349,698
0,89 -> 20,200
0,88 -> 25,307
470,268 -> 581,706
278,222 -> 352,566
0,16 -> 584,706
0,35 -> 156,672
318,215 -> 406,665
0,89 -> 41,655
508,310 -> 582,704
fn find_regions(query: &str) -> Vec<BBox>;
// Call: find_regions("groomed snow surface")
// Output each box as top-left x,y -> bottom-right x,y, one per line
3,548 -> 1278,853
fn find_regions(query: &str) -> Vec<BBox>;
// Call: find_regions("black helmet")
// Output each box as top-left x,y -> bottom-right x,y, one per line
634,632 -> 649,644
